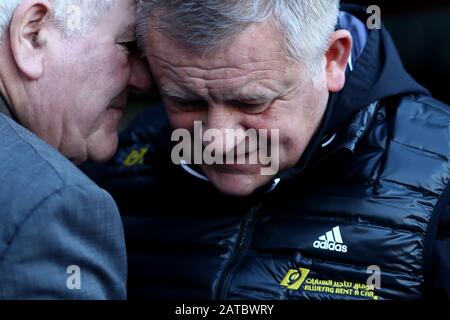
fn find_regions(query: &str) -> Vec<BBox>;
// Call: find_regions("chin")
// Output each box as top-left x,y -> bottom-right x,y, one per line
88,151 -> 116,163
213,183 -> 256,197
207,171 -> 273,197
86,135 -> 119,163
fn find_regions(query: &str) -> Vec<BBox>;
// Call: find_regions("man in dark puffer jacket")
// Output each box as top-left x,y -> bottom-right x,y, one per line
84,2 -> 450,300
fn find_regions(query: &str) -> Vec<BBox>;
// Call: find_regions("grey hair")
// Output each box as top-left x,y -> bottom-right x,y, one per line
0,0 -> 117,42
136,0 -> 340,72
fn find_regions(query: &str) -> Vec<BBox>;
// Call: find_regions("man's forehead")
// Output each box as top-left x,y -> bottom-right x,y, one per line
147,21 -> 288,69
159,76 -> 286,103
147,21 -> 303,102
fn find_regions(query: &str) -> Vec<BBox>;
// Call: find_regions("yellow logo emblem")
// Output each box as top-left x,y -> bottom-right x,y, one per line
123,147 -> 149,167
280,268 -> 310,290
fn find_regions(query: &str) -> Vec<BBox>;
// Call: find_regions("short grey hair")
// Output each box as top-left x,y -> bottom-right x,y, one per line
0,0 -> 117,42
136,0 -> 340,71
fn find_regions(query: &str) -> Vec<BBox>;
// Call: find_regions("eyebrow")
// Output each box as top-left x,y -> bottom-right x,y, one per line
160,87 -> 279,103
160,88 -> 201,100
237,90 -> 278,102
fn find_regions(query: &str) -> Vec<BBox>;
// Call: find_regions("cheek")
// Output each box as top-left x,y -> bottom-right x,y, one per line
109,56 -> 130,88
279,130 -> 306,167
95,49 -> 130,90
165,103 -> 203,131
280,94 -> 328,167
249,99 -> 323,169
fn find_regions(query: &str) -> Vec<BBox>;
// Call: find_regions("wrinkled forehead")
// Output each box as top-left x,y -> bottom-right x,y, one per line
146,22 -> 310,103
147,33 -> 308,104
147,20 -> 289,70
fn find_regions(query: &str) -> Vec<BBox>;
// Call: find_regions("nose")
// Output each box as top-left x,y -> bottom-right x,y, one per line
128,53 -> 153,93
202,105 -> 247,156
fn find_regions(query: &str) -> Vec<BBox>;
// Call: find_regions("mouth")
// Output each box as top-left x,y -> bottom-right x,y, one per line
223,148 -> 260,163
107,106 -> 125,121
109,104 -> 126,111
206,153 -> 262,174
109,92 -> 128,111
203,163 -> 262,177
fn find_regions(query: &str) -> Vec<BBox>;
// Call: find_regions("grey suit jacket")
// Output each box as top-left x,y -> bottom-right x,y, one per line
0,97 -> 127,299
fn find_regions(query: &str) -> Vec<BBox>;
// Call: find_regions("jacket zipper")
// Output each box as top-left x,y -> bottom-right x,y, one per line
215,203 -> 262,300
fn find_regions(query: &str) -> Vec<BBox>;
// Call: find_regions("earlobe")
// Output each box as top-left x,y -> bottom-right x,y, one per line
325,30 -> 353,92
9,0 -> 52,80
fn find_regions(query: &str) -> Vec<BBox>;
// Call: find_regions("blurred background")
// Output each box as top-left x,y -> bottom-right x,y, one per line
352,0 -> 450,104
123,0 -> 450,131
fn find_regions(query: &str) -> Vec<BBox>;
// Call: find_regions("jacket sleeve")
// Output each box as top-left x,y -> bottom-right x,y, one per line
0,184 -> 127,300
430,202 -> 450,299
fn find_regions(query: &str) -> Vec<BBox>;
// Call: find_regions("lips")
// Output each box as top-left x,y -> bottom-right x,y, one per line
109,92 -> 128,110
209,162 -> 262,175
109,104 -> 126,110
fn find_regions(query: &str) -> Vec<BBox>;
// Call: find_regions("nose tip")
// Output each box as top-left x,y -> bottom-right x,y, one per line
203,108 -> 247,156
128,53 -> 153,94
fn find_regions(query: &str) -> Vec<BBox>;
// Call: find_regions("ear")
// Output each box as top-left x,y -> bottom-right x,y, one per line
325,30 -> 353,92
9,0 -> 52,80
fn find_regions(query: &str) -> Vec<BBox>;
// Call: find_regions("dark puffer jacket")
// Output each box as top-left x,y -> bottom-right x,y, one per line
83,6 -> 450,300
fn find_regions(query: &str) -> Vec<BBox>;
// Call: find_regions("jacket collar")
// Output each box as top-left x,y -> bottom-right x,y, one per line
317,100 -> 380,161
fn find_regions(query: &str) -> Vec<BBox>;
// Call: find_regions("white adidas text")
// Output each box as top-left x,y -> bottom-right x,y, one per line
313,226 -> 348,253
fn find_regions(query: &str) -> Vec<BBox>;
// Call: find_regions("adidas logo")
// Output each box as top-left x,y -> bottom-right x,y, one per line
313,226 -> 348,253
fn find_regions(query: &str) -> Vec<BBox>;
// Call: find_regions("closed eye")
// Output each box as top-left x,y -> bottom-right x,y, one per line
231,100 -> 271,114
170,98 -> 208,111
117,41 -> 138,54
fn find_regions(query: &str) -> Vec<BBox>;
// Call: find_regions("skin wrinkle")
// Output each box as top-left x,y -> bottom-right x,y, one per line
0,0 -> 152,164
150,51 -> 292,103
154,63 -> 285,90
20,76 -> 64,150
154,58 -> 291,107
149,23 -> 316,195
149,52 -> 288,72
160,66 -> 307,116
147,18 -> 351,196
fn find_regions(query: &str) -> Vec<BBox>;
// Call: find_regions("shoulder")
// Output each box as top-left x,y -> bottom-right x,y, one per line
390,94 -> 450,159
0,115 -> 126,299
0,114 -> 95,185
387,95 -> 450,299
0,114 -> 102,200
0,183 -> 126,299
376,94 -> 450,188
0,115 -> 121,254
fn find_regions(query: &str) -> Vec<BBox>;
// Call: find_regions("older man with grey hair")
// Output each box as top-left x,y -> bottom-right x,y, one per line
89,0 -> 450,300
0,0 -> 152,299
